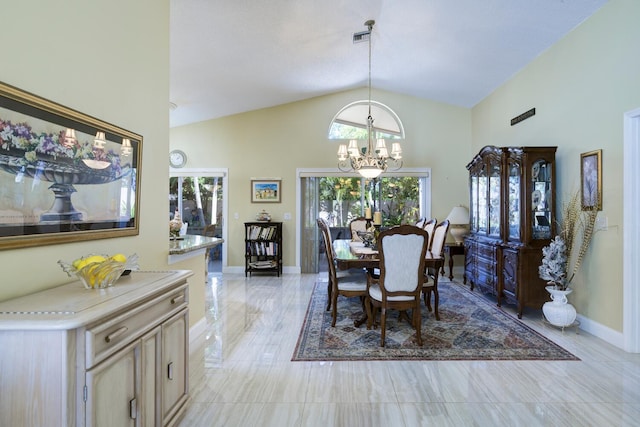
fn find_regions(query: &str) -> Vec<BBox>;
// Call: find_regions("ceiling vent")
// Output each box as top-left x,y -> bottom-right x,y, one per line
353,30 -> 371,44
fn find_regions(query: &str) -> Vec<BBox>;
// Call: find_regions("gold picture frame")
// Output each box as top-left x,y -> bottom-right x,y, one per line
0,81 -> 142,250
580,149 -> 602,211
251,179 -> 281,203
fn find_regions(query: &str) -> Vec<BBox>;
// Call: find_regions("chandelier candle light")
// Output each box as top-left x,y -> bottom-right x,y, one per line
337,20 -> 402,179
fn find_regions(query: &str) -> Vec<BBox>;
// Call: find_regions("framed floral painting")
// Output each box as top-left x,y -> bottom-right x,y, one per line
580,149 -> 602,211
0,81 -> 142,249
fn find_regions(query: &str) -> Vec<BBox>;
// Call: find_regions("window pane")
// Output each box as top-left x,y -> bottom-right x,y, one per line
377,177 -> 420,226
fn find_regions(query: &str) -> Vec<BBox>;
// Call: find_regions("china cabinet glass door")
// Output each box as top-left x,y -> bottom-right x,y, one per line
488,161 -> 501,237
477,164 -> 488,234
508,161 -> 521,240
531,159 -> 553,239
470,173 -> 478,232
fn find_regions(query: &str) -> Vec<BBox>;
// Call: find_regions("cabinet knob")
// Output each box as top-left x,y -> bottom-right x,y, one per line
104,326 -> 128,343
129,397 -> 137,419
171,294 -> 185,305
168,361 -> 174,380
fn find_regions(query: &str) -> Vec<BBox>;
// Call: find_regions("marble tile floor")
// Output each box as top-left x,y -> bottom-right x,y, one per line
178,273 -> 640,427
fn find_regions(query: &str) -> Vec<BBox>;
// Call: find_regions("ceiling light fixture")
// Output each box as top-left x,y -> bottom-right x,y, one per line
337,20 -> 402,179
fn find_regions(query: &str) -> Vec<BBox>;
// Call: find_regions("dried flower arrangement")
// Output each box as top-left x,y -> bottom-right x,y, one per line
539,190 -> 598,290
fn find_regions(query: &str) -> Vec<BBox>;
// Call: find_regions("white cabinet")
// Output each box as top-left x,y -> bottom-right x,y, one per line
0,270 -> 192,427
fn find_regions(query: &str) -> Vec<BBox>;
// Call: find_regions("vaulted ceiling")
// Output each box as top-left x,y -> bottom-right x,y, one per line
169,0 -> 607,128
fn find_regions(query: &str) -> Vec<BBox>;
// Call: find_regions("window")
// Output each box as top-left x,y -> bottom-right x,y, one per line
328,100 -> 405,140
319,176 -> 422,227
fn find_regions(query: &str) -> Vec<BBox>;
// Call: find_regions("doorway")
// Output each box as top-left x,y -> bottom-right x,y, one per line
298,169 -> 431,274
170,169 -> 228,273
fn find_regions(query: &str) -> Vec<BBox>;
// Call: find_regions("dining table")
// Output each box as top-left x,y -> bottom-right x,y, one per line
332,239 -> 446,321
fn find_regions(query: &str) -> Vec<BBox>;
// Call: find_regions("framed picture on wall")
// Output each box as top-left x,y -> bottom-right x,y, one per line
580,149 -> 602,210
0,81 -> 142,250
251,179 -> 281,203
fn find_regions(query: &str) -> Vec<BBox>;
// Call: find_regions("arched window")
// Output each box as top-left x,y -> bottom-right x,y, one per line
327,100 -> 405,140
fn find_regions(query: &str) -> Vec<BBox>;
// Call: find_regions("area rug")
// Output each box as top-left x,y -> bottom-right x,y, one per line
292,279 -> 579,361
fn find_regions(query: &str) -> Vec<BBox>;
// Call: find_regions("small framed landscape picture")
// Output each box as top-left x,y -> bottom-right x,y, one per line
580,149 -> 602,211
251,179 -> 281,203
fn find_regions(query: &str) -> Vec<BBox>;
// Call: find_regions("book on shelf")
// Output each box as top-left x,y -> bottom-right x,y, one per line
249,260 -> 277,269
247,224 -> 277,240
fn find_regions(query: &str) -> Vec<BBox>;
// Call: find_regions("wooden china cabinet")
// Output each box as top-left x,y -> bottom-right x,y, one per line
464,145 -> 556,318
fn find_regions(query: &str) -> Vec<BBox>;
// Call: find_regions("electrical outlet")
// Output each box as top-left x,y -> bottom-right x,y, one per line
283,212 -> 292,220
595,215 -> 608,231
234,212 -> 239,220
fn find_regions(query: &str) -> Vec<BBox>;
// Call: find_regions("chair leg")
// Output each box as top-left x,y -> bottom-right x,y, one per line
365,297 -> 373,330
326,279 -> 332,311
423,288 -> 432,312
380,308 -> 387,347
413,304 -> 423,346
331,288 -> 339,327
433,279 -> 440,321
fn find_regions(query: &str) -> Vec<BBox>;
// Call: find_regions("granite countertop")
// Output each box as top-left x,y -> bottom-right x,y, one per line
169,234 -> 224,255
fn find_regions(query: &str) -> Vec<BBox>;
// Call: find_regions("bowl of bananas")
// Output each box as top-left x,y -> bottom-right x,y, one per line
59,253 -> 139,289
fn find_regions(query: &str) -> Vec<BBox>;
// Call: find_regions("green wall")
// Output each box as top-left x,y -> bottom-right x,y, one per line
169,88 -> 472,270
472,0 -> 640,332
0,1 -> 204,320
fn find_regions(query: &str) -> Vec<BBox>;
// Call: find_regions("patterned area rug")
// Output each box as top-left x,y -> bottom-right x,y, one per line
292,279 -> 579,361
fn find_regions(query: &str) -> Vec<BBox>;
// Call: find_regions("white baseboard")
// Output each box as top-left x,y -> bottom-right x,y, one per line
576,313 -> 625,350
189,317 -> 207,355
222,266 -> 301,274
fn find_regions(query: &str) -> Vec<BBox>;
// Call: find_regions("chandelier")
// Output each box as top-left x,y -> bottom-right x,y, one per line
337,20 -> 402,179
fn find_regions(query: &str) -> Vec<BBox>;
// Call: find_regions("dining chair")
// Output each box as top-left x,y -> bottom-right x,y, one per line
317,218 -> 368,325
365,224 -> 429,347
349,217 -> 368,242
422,220 -> 450,319
415,217 -> 426,229
422,218 -> 437,249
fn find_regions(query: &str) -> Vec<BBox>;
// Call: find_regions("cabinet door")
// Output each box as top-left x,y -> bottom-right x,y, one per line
507,160 -> 521,241
488,158 -> 501,237
141,327 -> 161,427
530,158 -> 553,240
477,163 -> 488,233
86,341 -> 140,427
162,309 -> 189,425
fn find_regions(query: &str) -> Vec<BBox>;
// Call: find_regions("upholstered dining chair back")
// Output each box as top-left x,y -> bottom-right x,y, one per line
415,217 -> 426,229
430,220 -> 450,258
423,218 -> 437,250
317,217 -> 367,327
366,224 -> 429,347
379,230 -> 427,294
317,218 -> 337,279
422,220 -> 450,317
349,217 -> 368,242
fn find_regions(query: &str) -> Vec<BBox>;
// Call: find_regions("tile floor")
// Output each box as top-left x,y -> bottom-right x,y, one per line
178,272 -> 640,426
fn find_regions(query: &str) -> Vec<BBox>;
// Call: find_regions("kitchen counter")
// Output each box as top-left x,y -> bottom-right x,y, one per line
169,234 -> 223,264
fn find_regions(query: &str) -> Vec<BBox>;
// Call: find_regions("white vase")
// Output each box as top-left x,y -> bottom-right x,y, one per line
542,286 -> 577,327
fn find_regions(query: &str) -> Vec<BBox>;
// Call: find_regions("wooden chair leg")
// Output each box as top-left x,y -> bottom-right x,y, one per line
380,308 -> 387,347
331,287 -> 339,327
432,275 -> 440,321
413,305 -> 423,346
423,288 -> 433,312
365,297 -> 373,330
326,279 -> 332,311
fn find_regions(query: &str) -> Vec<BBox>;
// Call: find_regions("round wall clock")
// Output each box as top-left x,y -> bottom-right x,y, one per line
170,149 -> 187,168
